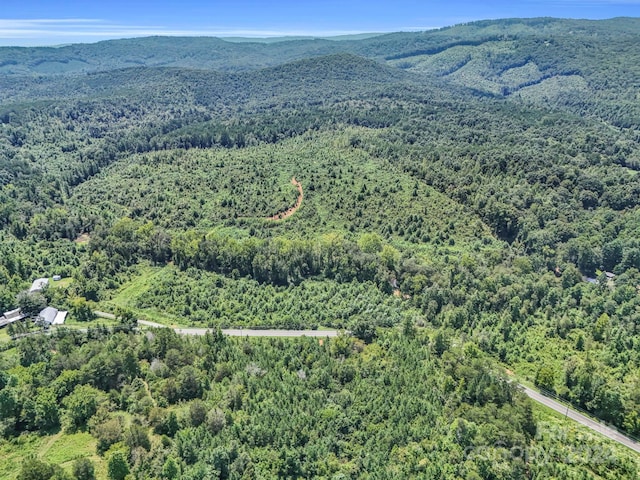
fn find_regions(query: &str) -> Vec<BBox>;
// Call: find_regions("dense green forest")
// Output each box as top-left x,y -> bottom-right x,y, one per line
5,328 -> 639,479
1,17 -> 640,478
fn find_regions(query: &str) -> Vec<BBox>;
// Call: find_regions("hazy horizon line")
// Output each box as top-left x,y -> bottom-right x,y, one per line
1,15 -> 637,47
0,18 -> 440,47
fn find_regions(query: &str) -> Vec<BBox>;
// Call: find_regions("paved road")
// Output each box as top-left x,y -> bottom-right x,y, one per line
112,315 -> 640,454
137,319 -> 165,328
181,328 -> 339,337
519,384 -> 640,455
138,319 -> 339,337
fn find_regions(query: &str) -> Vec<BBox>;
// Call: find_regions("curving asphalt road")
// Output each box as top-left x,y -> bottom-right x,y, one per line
104,313 -> 640,454
519,384 -> 640,455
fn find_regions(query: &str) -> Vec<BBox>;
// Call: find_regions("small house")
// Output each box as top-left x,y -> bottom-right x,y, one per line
37,307 -> 58,326
53,275 -> 62,281
0,308 -> 26,328
29,278 -> 49,293
36,307 -> 68,326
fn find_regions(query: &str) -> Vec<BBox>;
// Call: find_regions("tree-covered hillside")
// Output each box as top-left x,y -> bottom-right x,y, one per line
1,17 -> 640,479
7,328 -> 639,479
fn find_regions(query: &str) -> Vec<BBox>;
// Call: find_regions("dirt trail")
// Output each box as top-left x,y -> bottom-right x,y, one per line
268,177 -> 303,220
74,233 -> 90,244
39,432 -> 62,459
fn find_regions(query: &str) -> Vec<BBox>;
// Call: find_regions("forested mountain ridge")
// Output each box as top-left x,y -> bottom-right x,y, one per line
1,17 -> 638,75
2,17 -> 640,479
2,16 -> 639,127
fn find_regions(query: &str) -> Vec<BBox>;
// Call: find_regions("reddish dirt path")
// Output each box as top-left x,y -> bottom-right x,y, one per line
268,177 -> 303,220
74,233 -> 90,244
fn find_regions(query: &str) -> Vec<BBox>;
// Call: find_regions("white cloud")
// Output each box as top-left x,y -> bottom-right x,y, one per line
0,19 -> 99,26
0,18 -> 384,45
0,19 -> 161,39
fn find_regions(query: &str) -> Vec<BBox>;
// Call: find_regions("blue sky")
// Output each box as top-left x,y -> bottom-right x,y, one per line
1,0 -> 639,46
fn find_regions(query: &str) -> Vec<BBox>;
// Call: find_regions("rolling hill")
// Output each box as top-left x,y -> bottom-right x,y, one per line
1,17 -> 640,479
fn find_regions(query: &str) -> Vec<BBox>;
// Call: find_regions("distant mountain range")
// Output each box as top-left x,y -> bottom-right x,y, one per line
1,17 -> 639,127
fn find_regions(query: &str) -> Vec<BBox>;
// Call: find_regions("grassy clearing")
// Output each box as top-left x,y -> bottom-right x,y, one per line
48,277 -> 73,290
104,265 -> 187,327
0,328 -> 11,345
40,431 -> 96,464
0,434 -> 46,480
0,431 -> 108,480
0,342 -> 19,365
108,265 -> 165,310
61,318 -> 120,329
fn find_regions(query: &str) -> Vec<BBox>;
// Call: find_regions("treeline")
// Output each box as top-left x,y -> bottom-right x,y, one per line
84,219 -> 399,289
171,231 -> 399,287
110,100 -> 406,155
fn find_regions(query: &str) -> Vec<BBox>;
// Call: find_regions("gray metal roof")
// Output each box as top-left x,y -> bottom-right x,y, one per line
0,308 -> 26,328
29,278 -> 49,293
38,306 -> 58,325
